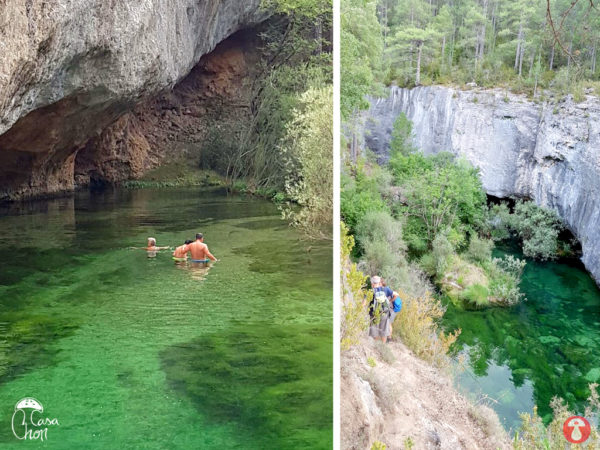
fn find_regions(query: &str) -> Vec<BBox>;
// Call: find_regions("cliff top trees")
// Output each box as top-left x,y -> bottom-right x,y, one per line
375,0 -> 600,93
341,0 -> 383,119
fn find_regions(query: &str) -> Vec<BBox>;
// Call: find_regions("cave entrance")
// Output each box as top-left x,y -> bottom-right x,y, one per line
486,194 -> 582,259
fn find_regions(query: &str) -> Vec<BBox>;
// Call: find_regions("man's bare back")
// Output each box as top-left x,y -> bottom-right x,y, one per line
187,234 -> 217,261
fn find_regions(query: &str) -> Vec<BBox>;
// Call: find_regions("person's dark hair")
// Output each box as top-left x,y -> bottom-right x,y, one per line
184,240 -> 193,245
196,233 -> 203,240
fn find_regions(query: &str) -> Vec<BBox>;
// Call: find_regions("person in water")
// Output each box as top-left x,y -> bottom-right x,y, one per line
134,237 -> 170,258
172,239 -> 193,262
146,237 -> 169,251
186,233 -> 218,262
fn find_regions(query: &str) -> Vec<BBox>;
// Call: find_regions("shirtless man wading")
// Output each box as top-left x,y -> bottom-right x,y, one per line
187,233 -> 218,262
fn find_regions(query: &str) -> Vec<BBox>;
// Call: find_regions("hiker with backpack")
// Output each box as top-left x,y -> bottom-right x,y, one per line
382,278 -> 402,336
368,275 -> 401,343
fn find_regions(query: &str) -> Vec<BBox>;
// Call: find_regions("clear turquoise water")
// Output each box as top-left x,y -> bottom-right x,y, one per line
444,243 -> 600,433
0,188 -> 332,449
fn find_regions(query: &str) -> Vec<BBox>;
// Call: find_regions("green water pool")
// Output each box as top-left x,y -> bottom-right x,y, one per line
0,188 -> 332,449
443,243 -> 600,433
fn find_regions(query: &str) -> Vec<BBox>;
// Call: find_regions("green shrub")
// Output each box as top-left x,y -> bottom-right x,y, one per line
487,255 -> 527,306
487,202 -> 512,241
232,180 -> 248,193
356,211 -> 405,254
402,218 -> 430,257
488,200 -> 570,261
394,289 -> 461,368
281,85 -> 333,239
390,113 -> 415,156
391,153 -> 487,247
495,254 -> 527,278
466,235 -> 494,263
512,201 -> 564,260
419,252 -> 437,276
460,284 -> 490,308
341,223 -> 370,350
272,191 -> 286,203
388,151 -> 432,180
341,173 -> 389,233
371,440 -> 387,450
362,239 -> 402,276
431,231 -> 455,277
355,210 -> 417,293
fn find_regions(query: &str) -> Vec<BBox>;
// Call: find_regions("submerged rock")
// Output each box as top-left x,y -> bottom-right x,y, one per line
362,86 -> 600,287
538,335 -> 561,345
584,367 -> 600,383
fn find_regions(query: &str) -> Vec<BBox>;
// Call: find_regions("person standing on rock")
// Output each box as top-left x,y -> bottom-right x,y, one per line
368,276 -> 400,343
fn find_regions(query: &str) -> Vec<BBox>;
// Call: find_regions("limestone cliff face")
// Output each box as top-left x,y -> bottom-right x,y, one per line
0,0 -> 266,200
362,86 -> 600,285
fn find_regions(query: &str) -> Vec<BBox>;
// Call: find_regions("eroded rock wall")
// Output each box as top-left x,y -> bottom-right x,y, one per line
74,29 -> 258,186
362,85 -> 600,285
0,0 -> 266,200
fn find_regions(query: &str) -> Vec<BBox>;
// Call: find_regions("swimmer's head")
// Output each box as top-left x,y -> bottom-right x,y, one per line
195,233 -> 203,241
184,239 -> 193,245
147,237 -> 156,246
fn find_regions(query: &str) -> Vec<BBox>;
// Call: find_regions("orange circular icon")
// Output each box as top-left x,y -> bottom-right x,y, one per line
563,416 -> 591,443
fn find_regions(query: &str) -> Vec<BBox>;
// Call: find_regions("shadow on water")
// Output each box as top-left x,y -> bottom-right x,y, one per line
235,239 -> 317,276
160,323 -> 333,449
0,313 -> 78,386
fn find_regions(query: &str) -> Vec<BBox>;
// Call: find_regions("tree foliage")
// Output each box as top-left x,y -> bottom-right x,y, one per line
372,0 -> 600,92
281,86 -> 333,238
341,222 -> 371,350
341,0 -> 384,119
341,163 -> 390,233
488,199 -> 566,260
512,200 -> 565,260
389,113 -> 415,156
203,1 -> 333,238
390,152 -> 487,252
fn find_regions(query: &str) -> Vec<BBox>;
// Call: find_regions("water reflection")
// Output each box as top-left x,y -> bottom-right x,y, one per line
445,244 -> 600,430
